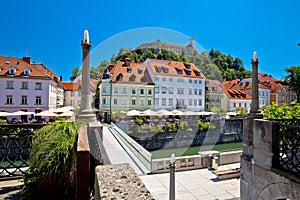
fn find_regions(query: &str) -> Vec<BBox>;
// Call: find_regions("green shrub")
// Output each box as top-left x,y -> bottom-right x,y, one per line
262,102 -> 300,119
22,119 -> 80,199
198,120 -> 210,132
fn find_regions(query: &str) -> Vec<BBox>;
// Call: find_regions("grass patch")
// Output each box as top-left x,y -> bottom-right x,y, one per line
150,142 -> 242,159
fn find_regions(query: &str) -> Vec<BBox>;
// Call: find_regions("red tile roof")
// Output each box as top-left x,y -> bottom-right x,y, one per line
146,59 -> 205,79
225,89 -> 252,100
62,82 -> 80,91
0,56 -> 47,77
109,61 -> 153,84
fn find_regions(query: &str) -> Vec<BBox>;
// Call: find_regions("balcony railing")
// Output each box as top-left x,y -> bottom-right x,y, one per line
272,120 -> 300,178
0,124 -> 45,177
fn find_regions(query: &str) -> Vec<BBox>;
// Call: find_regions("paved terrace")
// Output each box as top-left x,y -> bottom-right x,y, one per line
102,124 -> 240,200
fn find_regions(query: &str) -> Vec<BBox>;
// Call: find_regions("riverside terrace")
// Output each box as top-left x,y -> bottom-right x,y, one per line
0,119 -> 299,199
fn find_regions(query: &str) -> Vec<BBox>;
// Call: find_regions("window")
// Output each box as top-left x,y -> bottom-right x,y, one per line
194,80 -> 197,84
194,89 -> 197,95
6,95 -> 13,104
102,86 -> 107,93
199,80 -> 202,84
155,76 -> 159,81
147,99 -> 152,106
239,103 -> 241,107
6,81 -> 13,89
198,99 -> 202,106
189,89 -> 193,95
129,75 -> 136,81
162,98 -> 166,106
162,77 -> 166,81
113,99 -> 118,105
132,88 -> 136,94
155,87 -> 159,94
140,89 -> 144,95
21,82 -> 28,89
141,76 -> 147,82
21,95 -> 27,104
168,98 -> 173,106
194,99 -> 197,106
122,87 -> 127,94
199,90 -> 202,95
140,99 -> 145,105
244,103 -> 247,107
155,98 -> 159,105
35,82 -> 42,90
122,99 -> 127,105
189,79 -> 192,84
169,77 -> 173,82
131,99 -> 136,105
148,89 -> 152,95
177,88 -> 184,95
189,99 -> 192,106
169,88 -> 174,94
35,96 -> 42,105
233,103 -> 236,107
113,87 -> 118,94
162,87 -> 167,94
102,99 -> 106,104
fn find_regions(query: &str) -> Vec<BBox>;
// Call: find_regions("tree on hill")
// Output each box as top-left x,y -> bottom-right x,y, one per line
285,66 -> 300,103
70,67 -> 81,81
70,46 -> 250,82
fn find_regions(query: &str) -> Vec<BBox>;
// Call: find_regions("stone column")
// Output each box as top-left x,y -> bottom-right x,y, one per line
77,30 -> 96,122
250,52 -> 259,114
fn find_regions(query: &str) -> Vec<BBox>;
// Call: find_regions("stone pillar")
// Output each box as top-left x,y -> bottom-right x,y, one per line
77,30 -> 96,122
250,52 -> 259,114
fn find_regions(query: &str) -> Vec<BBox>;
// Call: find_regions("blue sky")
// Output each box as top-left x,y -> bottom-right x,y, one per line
1,0 -> 300,81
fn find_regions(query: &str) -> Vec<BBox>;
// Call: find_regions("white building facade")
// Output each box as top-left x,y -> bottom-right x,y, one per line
144,59 -> 205,111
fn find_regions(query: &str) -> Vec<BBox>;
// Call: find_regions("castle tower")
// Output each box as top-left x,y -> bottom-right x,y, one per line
76,30 -> 96,122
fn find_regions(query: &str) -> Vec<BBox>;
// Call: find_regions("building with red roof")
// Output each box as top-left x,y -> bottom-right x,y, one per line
0,56 -> 64,122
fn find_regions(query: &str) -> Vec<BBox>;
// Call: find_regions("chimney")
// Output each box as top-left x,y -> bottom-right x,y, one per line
22,57 -> 31,64
125,58 -> 131,66
60,75 -> 62,81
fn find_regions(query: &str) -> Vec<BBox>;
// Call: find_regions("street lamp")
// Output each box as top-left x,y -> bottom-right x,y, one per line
169,153 -> 175,200
109,76 -> 113,124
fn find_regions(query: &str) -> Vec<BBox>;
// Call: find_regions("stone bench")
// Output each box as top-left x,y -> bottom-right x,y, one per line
213,168 -> 240,180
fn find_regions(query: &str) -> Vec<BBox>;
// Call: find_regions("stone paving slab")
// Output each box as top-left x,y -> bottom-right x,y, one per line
140,163 -> 240,200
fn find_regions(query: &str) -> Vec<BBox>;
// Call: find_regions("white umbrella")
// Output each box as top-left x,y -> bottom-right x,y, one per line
171,110 -> 184,115
140,109 -> 157,116
198,111 -> 214,116
126,110 -> 141,116
53,106 -> 74,113
10,111 -> 35,116
226,112 -> 237,116
156,109 -> 173,116
183,111 -> 199,116
59,110 -> 74,117
35,110 -> 58,117
0,111 -> 9,117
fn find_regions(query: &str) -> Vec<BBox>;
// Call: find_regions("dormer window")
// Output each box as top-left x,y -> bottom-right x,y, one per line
116,74 -> 123,81
129,75 -> 136,82
8,66 -> 16,75
127,68 -> 132,73
23,67 -> 30,76
138,69 -> 143,74
194,71 -> 201,76
162,67 -> 169,73
5,60 -> 10,64
176,69 -> 183,74
184,69 -> 191,75
185,64 -> 191,69
155,66 -> 162,73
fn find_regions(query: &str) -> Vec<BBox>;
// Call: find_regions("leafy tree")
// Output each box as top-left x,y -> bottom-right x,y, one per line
263,102 -> 300,119
234,107 -> 248,118
211,107 -> 226,118
284,66 -> 300,103
93,80 -> 102,109
90,60 -> 109,79
70,67 -> 81,81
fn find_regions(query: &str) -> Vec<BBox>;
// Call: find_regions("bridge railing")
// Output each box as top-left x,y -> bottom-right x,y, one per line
0,124 -> 45,178
111,124 -> 152,173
